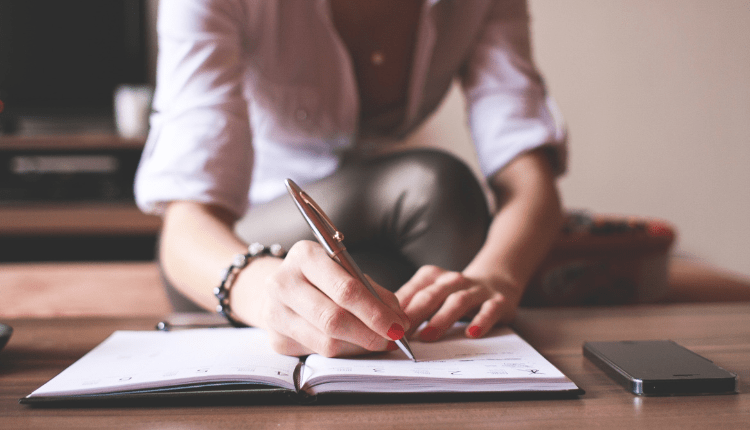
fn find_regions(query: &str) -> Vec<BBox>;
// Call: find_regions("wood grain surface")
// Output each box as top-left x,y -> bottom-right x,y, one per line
1,303 -> 748,429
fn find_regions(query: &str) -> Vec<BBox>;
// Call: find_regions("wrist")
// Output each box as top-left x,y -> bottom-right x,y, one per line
231,253 -> 285,327
214,243 -> 286,327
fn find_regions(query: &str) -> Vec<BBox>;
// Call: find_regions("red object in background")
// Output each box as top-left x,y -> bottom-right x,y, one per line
523,211 -> 676,306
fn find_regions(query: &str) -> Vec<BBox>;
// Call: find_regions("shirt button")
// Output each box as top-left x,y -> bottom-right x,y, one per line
295,109 -> 308,121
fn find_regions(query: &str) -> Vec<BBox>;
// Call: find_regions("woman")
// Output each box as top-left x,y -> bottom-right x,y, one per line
135,0 -> 566,357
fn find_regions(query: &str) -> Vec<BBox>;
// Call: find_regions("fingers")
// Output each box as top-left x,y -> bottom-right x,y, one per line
266,281 -> 391,353
366,274 -> 410,326
396,265 -> 518,342
397,266 -> 471,338
395,265 -> 443,310
418,285 -> 494,341
263,241 -> 408,357
292,243 -> 409,338
264,306 -> 375,357
463,295 -> 516,339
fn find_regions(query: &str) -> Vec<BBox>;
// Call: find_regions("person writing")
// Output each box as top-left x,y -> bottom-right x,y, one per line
134,0 -> 567,358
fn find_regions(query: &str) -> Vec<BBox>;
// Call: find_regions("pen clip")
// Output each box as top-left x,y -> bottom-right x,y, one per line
285,179 -> 344,257
300,191 -> 344,244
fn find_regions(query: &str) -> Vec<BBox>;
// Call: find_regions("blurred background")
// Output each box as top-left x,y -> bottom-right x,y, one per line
410,0 -> 749,279
0,0 -> 747,290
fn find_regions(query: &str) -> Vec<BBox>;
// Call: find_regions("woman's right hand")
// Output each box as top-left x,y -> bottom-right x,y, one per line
231,240 -> 411,357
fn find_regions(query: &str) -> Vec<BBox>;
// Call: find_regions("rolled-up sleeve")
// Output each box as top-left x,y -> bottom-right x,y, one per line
461,0 -> 567,179
134,0 -> 252,216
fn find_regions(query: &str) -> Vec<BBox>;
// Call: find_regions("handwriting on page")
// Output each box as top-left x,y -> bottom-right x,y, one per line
302,326 -> 556,383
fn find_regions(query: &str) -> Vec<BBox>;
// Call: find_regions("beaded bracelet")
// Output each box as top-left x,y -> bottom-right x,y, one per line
213,242 -> 286,327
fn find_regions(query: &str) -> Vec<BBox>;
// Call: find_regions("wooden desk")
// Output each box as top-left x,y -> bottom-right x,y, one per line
0,262 -> 168,318
1,303 -> 748,429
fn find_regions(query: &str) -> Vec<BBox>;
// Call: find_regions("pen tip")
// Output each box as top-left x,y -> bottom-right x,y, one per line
396,339 -> 417,362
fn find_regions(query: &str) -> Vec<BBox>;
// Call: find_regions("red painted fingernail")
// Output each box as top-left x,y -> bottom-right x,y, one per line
468,325 -> 482,338
420,326 -> 440,342
387,323 -> 405,341
386,341 -> 399,351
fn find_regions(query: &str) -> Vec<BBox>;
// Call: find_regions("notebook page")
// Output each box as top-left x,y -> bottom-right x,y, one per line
28,328 -> 299,397
301,325 -> 577,394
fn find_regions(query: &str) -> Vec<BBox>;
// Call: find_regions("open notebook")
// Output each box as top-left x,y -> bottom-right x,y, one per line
22,324 -> 581,404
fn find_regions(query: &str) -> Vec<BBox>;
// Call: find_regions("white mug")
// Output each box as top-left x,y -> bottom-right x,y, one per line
114,84 -> 154,138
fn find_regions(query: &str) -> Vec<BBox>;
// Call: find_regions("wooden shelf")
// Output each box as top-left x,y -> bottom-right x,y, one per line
0,202 -> 161,236
0,133 -> 157,239
0,134 -> 146,150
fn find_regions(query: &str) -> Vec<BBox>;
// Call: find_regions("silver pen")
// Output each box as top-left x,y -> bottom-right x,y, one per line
285,178 -> 416,361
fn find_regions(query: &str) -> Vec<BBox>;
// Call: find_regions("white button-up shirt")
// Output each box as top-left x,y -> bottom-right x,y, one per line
134,0 -> 567,216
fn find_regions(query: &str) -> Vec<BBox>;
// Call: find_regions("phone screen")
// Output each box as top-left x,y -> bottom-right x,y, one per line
583,340 -> 737,395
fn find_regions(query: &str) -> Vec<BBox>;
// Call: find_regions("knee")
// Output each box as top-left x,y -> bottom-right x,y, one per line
376,149 -> 490,270
394,149 -> 487,217
380,149 -> 490,235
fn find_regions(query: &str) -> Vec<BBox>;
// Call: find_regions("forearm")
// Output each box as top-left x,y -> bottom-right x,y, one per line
159,201 -> 256,312
463,149 -> 563,303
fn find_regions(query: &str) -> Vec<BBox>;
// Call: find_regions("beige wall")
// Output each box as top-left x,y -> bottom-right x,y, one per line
409,0 -> 750,277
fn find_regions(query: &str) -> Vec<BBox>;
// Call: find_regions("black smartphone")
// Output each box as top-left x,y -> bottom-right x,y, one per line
583,340 -> 738,396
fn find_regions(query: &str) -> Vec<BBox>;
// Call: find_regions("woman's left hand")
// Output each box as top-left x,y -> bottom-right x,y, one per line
395,265 -> 522,341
